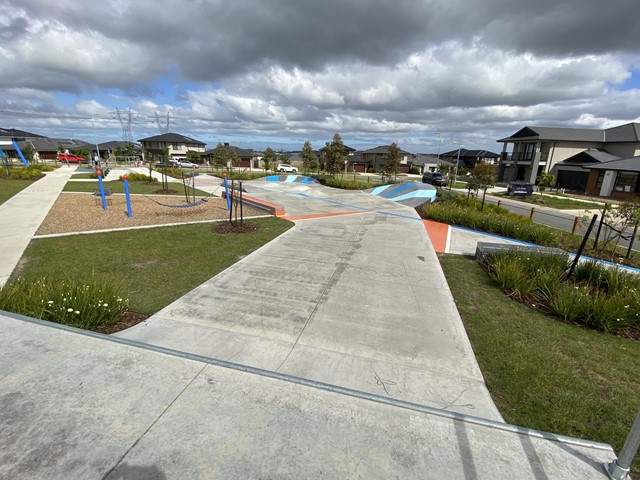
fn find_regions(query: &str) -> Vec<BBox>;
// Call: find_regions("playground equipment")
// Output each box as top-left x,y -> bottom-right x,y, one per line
11,140 -> 29,167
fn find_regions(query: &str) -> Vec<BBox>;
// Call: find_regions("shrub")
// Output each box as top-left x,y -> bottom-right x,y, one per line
9,166 -> 46,180
410,165 -> 421,175
484,251 -> 640,334
0,275 -> 129,330
212,172 -> 269,181
121,172 -> 157,182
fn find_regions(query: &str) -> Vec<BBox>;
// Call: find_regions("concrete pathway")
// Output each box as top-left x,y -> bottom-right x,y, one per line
1,312 -> 616,479
0,165 -> 77,287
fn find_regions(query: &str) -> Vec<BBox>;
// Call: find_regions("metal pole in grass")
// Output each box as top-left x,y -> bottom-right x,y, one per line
96,166 -> 108,211
626,223 -> 638,259
123,175 -> 132,218
605,411 -> 640,480
566,214 -> 597,280
223,173 -> 231,211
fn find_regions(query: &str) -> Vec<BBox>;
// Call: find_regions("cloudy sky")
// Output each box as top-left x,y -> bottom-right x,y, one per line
1,0 -> 639,153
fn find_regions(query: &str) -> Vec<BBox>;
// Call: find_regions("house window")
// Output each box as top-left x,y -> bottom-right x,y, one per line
613,171 -> 639,192
522,143 -> 535,161
172,143 -> 180,150
595,171 -> 606,190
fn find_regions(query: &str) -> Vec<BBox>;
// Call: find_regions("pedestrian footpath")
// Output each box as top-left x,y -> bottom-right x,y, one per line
0,165 -> 77,287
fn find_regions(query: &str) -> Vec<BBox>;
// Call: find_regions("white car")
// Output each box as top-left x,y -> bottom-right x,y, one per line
277,163 -> 297,173
172,159 -> 199,168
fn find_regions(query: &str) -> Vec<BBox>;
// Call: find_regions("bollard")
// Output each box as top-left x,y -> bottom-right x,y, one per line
223,173 -> 231,211
529,207 -> 535,221
605,411 -> 640,480
572,216 -> 580,235
96,168 -> 107,211
123,175 -> 132,218
497,200 -> 501,208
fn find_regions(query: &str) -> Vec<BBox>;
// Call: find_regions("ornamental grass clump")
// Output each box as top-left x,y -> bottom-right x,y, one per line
484,251 -> 640,334
0,275 -> 129,330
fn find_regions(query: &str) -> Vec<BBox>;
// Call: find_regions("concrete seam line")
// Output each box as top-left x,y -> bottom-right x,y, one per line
100,364 -> 208,480
0,310 -> 613,452
273,212 -> 369,373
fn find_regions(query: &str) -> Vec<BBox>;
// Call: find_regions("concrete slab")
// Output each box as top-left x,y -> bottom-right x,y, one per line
1,313 -> 616,479
119,190 -> 503,420
0,166 -> 77,286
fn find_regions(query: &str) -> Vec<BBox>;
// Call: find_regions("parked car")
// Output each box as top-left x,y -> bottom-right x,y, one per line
173,159 -> 199,168
58,153 -> 87,163
277,163 -> 298,173
507,181 -> 534,197
422,171 -> 448,186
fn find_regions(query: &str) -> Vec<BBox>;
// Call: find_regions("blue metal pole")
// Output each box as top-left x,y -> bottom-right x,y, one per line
0,147 -> 7,162
123,177 -> 132,218
223,174 -> 231,211
97,169 -> 107,211
11,140 -> 29,166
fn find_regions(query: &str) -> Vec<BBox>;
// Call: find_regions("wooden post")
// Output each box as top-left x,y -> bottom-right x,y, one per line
572,216 -> 580,235
529,207 -> 535,221
497,200 -> 501,208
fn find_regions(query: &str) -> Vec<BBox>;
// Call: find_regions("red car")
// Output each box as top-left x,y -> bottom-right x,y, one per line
58,153 -> 87,163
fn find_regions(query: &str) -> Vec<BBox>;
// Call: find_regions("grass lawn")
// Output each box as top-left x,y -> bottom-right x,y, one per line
64,180 -> 209,196
70,173 -> 96,179
495,192 -> 604,210
0,178 -> 37,205
439,254 -> 640,476
16,218 -> 293,314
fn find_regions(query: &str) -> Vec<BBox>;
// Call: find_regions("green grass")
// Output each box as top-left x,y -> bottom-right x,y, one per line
439,254 -> 640,476
70,173 -> 96,179
63,180 -> 209,196
14,218 -> 293,314
0,178 -> 36,204
495,192 -> 604,210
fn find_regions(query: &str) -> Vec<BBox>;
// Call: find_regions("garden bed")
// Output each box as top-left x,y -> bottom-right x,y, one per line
36,192 -> 267,235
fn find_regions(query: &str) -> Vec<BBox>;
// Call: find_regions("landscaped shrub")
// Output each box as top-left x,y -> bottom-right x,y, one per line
0,275 -> 129,330
9,165 -> 47,180
483,251 -> 640,334
212,172 -> 269,181
120,172 -> 157,182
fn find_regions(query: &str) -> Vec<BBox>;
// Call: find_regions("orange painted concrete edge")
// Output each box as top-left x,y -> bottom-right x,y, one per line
423,219 -> 449,253
240,194 -> 286,217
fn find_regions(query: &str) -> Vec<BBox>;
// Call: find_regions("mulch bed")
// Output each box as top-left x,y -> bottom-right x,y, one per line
96,311 -> 149,334
37,193 -> 267,235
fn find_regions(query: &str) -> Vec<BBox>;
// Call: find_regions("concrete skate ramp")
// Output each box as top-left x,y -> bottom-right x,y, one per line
366,182 -> 436,207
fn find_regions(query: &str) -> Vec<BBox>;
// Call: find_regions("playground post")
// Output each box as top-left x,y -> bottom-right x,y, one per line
123,175 -> 133,218
96,167 -> 108,211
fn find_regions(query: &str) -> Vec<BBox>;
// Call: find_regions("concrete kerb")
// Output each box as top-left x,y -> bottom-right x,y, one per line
1,309 -> 615,453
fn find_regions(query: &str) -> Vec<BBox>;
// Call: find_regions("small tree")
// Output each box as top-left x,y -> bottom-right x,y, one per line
323,133 -> 346,175
470,162 -> 496,210
186,150 -> 202,164
124,142 -> 137,159
536,172 -> 555,193
74,147 -> 90,160
229,150 -> 240,171
382,142 -> 401,180
301,140 -> 317,173
278,152 -> 288,166
262,147 -> 277,172
22,144 -> 34,163
212,143 -> 230,170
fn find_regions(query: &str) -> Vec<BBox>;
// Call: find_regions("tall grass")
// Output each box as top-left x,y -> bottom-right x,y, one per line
484,251 -> 640,334
0,275 -> 129,330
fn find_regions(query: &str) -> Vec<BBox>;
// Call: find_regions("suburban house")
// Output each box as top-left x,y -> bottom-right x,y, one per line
14,137 -> 93,161
410,154 -> 454,173
203,143 -> 255,168
96,141 -> 142,158
497,123 -> 640,191
138,133 -> 206,161
319,143 -> 356,171
440,149 -> 500,169
357,145 -> 411,173
584,156 -> 640,199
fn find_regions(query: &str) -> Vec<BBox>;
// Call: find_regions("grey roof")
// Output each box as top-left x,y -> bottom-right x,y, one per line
588,156 -> 640,172
440,149 -> 500,158
0,128 -> 45,138
15,138 -> 93,152
410,154 -> 454,166
498,123 -> 640,143
138,132 -> 206,145
361,145 -> 410,155
557,148 -> 620,165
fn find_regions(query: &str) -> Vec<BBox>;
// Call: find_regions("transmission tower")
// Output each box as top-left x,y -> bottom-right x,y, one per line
116,107 -> 133,143
155,111 -> 170,134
